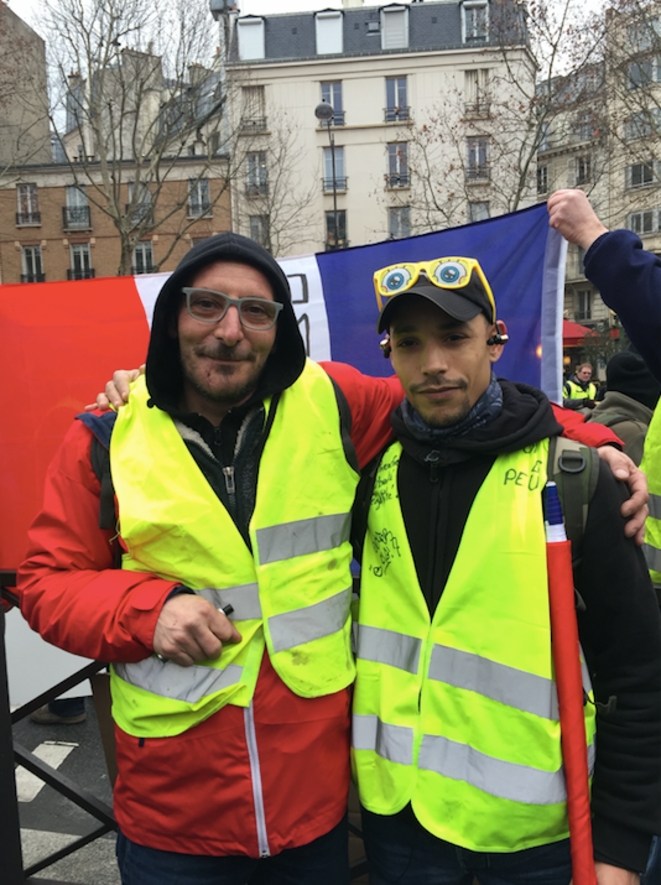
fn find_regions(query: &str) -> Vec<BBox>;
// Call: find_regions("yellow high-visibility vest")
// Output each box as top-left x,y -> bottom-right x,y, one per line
109,362 -> 359,737
564,379 -> 597,401
641,403 -> 661,589
353,439 -> 596,853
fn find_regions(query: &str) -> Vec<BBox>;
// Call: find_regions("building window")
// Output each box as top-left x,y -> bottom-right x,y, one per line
323,146 -> 346,191
63,185 -> 90,228
575,289 -> 592,322
628,57 -> 661,89
464,69 -> 490,114
132,241 -> 154,274
625,109 -> 661,142
381,6 -> 408,50
315,10 -> 343,55
386,143 -> 409,188
388,206 -> 411,239
462,1 -> 488,42
325,210 -> 347,250
576,156 -> 591,186
468,201 -> 490,222
127,182 -> 152,224
16,183 -> 40,226
627,161 -> 656,189
240,85 -> 267,132
188,179 -> 212,217
21,245 -> 44,283
385,77 -> 409,122
575,111 -> 594,142
247,152 -> 268,196
466,137 -> 489,181
249,215 -> 270,249
627,18 -> 661,53
68,243 -> 94,280
537,165 -> 548,195
628,209 -> 659,236
237,17 -> 265,61
321,82 -> 344,125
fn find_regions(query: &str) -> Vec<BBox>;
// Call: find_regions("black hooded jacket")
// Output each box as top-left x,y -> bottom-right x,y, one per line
365,378 -> 661,872
143,233 -> 307,544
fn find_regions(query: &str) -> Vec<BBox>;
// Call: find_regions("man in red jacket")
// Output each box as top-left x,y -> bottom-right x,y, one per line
19,234 -> 646,885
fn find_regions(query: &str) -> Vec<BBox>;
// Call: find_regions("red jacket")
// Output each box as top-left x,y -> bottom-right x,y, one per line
18,364 -> 621,857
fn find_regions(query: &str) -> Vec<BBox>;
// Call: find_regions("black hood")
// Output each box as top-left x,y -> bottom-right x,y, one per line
392,378 -> 563,466
145,232 -> 306,411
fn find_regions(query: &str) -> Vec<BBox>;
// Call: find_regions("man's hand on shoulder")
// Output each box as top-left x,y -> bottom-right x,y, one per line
85,365 -> 144,412
153,594 -> 242,667
548,189 -> 608,251
597,447 -> 649,545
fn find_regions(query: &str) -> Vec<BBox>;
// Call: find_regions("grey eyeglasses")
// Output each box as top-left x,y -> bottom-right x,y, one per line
183,287 -> 283,330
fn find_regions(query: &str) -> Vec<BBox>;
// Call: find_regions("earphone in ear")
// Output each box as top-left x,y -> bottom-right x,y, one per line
380,335 -> 392,358
487,321 -> 509,346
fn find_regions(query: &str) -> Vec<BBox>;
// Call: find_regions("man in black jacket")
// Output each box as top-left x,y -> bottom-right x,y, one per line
353,256 -> 661,885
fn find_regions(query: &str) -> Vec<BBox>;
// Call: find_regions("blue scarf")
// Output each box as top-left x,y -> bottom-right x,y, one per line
400,373 -> 503,443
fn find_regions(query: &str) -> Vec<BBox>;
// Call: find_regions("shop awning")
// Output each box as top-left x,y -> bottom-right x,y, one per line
563,319 -> 593,346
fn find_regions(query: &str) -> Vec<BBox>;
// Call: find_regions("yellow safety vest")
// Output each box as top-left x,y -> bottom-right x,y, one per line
109,362 -> 359,737
353,439 -> 596,853
641,403 -> 661,589
564,379 -> 597,401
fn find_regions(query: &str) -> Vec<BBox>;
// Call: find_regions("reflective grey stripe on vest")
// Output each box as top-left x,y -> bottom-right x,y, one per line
199,584 -> 262,621
352,713 -> 414,765
357,625 -> 422,674
643,543 -> 661,573
648,493 -> 661,521
427,645 -> 560,721
114,658 -> 243,704
268,586 -> 351,654
256,512 -> 351,565
417,733 -> 596,806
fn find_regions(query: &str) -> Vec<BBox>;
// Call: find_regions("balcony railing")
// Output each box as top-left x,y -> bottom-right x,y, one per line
67,268 -> 95,280
325,239 -> 348,251
125,203 -> 153,225
63,206 -> 91,229
20,273 -> 45,283
131,264 -> 155,275
16,211 -> 41,226
246,182 -> 269,197
384,107 -> 410,123
385,173 -> 410,188
464,100 -> 491,118
466,164 -> 490,182
240,116 -> 268,133
322,176 -> 348,192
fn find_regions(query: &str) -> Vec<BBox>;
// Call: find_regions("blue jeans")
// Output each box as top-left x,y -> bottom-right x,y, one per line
116,815 -> 349,885
361,807 -> 572,885
642,836 -> 660,885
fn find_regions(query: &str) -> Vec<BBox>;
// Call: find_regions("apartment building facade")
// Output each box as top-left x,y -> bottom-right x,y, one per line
226,0 -> 535,257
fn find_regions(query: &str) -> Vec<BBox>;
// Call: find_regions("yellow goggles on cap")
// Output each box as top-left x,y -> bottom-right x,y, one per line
373,257 -> 496,323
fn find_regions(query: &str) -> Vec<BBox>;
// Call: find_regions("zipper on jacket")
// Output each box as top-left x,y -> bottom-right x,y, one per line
425,450 -> 440,483
222,466 -> 236,495
244,701 -> 270,858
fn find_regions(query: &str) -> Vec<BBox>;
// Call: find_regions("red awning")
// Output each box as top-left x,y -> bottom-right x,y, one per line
563,319 -> 592,346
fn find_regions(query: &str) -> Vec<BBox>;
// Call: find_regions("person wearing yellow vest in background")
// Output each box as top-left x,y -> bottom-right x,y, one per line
352,256 -> 661,885
549,188 -> 661,885
563,362 -> 598,411
17,232 -> 407,885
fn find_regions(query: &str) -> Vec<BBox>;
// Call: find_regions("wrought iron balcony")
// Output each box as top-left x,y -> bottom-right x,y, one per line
240,116 -> 268,133
385,173 -> 410,188
20,273 -> 45,283
67,268 -> 95,280
465,165 -> 490,182
322,176 -> 348,192
63,206 -> 91,229
16,212 -> 41,226
384,106 -> 410,123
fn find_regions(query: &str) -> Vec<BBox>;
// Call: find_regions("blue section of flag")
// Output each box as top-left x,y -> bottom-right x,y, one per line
315,203 -> 560,390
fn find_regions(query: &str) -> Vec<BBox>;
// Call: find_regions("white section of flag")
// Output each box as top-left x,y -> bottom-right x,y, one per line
16,741 -> 78,802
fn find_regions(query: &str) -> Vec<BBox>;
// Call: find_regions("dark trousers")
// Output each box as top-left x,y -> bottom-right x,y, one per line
361,807 -> 572,885
116,815 -> 349,885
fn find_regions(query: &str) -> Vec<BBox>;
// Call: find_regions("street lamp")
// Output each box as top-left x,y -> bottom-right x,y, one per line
314,99 -> 339,250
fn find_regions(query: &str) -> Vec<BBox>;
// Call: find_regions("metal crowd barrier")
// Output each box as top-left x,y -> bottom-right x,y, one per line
0,570 -> 369,883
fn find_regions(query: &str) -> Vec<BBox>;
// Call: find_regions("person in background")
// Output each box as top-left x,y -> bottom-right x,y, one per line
548,187 -> 661,885
588,349 -> 660,466
563,361 -> 598,411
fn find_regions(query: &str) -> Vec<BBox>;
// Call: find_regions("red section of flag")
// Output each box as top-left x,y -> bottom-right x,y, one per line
1,276 -> 150,569
547,539 -> 596,885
